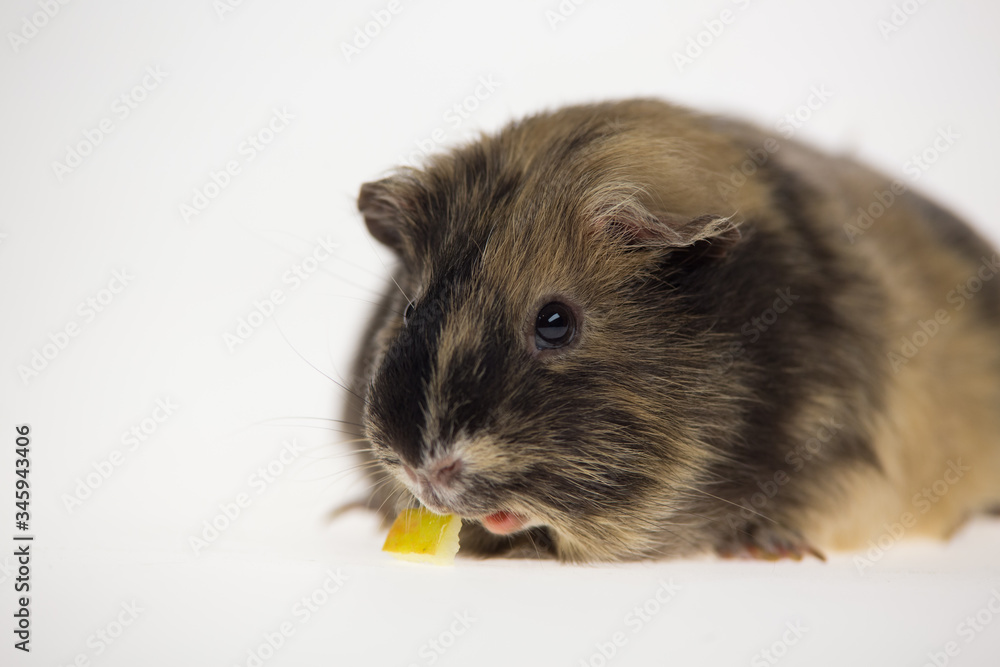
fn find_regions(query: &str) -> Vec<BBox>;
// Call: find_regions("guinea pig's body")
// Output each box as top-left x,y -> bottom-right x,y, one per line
346,99 -> 1000,562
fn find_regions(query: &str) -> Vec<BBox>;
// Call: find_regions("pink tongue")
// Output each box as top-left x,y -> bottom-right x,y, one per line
482,511 -> 528,535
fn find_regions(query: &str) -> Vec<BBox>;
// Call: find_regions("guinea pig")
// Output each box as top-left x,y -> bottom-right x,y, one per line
343,98 -> 1000,562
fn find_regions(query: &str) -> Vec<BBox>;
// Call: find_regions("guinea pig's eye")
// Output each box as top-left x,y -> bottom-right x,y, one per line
403,301 -> 415,323
535,302 -> 576,349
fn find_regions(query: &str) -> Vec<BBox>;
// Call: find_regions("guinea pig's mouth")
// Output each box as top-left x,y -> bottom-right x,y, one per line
415,492 -> 531,535
394,462 -> 534,535
419,499 -> 531,535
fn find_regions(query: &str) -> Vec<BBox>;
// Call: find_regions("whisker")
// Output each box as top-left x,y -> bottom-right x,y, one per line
654,524 -> 703,554
377,486 -> 405,519
357,221 -> 411,304
257,415 -> 366,429
680,485 -> 777,525
366,475 -> 398,501
310,456 -> 385,473
298,448 -> 378,464
314,292 -> 405,317
255,422 -> 364,438
303,461 -> 386,488
525,529 -> 542,559
241,225 -> 391,294
272,316 -> 364,402
378,487 -> 409,512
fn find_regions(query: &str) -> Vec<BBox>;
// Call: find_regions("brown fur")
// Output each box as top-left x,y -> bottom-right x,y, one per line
345,99 -> 1000,562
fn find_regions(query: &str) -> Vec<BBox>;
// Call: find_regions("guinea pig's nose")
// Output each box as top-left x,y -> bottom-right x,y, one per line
426,456 -> 463,488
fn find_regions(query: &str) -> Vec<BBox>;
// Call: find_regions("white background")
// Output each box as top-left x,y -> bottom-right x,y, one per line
1,0 -> 999,665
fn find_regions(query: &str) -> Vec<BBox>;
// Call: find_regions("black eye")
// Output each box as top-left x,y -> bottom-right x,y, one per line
535,302 -> 576,349
403,301 -> 415,323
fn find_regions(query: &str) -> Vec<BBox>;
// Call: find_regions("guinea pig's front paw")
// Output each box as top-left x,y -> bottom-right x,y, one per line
714,523 -> 825,562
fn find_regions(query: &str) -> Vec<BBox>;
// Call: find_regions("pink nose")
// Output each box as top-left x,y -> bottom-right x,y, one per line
429,457 -> 462,487
403,456 -> 464,491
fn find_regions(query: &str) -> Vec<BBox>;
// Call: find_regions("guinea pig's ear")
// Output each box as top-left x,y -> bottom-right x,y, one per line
657,213 -> 743,257
357,177 -> 419,255
593,200 -> 742,256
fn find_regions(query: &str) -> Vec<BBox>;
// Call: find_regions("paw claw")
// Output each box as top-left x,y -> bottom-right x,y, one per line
715,523 -> 824,562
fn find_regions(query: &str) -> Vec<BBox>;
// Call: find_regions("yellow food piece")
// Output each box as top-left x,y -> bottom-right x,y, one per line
382,508 -> 462,565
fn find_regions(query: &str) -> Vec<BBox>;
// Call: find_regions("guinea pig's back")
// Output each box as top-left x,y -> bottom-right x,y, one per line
773,135 -> 1000,548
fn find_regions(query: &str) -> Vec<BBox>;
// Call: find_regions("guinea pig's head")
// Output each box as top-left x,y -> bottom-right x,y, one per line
357,102 -> 750,562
